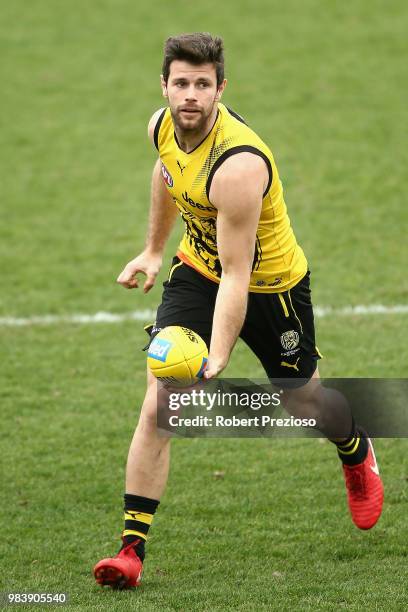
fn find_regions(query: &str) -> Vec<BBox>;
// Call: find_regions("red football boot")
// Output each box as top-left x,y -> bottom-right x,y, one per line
342,437 -> 384,530
93,539 -> 143,589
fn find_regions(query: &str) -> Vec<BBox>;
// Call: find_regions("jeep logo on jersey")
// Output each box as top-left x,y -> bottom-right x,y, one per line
182,191 -> 213,211
148,338 -> 172,362
161,163 -> 174,187
280,330 -> 300,350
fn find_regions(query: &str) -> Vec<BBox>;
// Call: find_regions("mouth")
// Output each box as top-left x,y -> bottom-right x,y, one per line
179,108 -> 201,117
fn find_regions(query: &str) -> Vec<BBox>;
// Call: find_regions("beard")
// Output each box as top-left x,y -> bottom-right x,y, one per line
171,99 -> 217,135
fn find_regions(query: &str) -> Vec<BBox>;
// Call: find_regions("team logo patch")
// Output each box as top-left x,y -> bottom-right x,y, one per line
161,163 -> 174,187
148,337 -> 172,362
280,330 -> 300,351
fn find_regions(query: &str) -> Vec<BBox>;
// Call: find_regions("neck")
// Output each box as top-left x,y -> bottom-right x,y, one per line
174,106 -> 219,153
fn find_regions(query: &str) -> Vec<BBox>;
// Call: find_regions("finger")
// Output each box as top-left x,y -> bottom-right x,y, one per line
143,274 -> 156,293
116,268 -> 130,283
117,276 -> 138,287
126,278 -> 139,289
117,277 -> 139,289
117,265 -> 144,284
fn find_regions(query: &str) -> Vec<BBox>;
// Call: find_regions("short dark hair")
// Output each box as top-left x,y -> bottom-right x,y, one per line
162,33 -> 225,87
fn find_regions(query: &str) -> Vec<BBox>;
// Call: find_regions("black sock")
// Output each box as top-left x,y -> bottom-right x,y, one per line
121,494 -> 160,561
331,420 -> 369,466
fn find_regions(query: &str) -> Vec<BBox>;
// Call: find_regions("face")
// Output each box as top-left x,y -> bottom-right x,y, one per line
161,60 -> 226,134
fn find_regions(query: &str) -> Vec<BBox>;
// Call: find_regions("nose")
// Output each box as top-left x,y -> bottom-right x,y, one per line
184,84 -> 197,101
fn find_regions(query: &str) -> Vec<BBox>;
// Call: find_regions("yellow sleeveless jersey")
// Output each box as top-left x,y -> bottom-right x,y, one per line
154,102 -> 307,292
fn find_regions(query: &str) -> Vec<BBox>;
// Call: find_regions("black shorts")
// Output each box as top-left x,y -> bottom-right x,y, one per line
146,256 -> 321,384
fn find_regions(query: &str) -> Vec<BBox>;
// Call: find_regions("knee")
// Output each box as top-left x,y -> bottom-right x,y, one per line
282,388 -> 325,422
136,380 -> 173,437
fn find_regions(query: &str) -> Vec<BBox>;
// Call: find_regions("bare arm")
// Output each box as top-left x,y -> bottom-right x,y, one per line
204,153 -> 268,378
117,109 -> 178,292
144,157 -> 178,256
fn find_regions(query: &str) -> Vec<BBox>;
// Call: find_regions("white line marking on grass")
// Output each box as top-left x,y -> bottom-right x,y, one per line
0,309 -> 157,327
0,305 -> 407,327
314,305 -> 408,317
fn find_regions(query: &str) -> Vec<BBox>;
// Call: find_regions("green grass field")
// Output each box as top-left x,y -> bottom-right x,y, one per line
1,1 -> 407,609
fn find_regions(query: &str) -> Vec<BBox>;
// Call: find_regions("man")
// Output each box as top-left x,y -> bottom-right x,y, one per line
93,33 -> 384,589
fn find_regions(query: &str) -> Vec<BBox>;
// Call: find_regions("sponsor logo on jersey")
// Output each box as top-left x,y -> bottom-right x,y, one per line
268,277 -> 283,287
182,191 -> 214,211
177,160 -> 186,175
148,338 -> 172,362
161,163 -> 174,187
280,330 -> 300,351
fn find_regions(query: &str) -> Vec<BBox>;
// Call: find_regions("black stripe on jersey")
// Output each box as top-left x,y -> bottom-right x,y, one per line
253,235 -> 262,271
252,238 -> 260,272
226,107 -> 247,125
153,108 -> 167,151
206,145 -> 273,201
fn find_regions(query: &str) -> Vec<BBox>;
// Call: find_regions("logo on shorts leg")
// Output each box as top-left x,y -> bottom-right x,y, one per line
280,330 -> 300,350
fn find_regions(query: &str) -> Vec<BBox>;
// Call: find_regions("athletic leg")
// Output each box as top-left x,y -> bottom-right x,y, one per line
126,368 -> 171,499
94,257 -> 217,588
278,368 -> 384,530
241,272 -> 383,529
93,369 -> 169,588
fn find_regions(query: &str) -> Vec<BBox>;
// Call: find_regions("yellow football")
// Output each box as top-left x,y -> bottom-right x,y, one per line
147,326 -> 208,385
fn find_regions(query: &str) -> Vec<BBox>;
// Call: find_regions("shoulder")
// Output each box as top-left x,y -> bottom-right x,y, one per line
208,151 -> 271,205
223,105 -> 247,125
147,107 -> 167,148
216,151 -> 266,175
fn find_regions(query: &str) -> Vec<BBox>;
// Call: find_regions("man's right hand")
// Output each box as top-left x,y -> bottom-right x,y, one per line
116,251 -> 162,293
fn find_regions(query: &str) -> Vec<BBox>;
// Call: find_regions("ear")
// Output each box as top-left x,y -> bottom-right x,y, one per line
215,78 -> 227,101
160,75 -> 168,99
